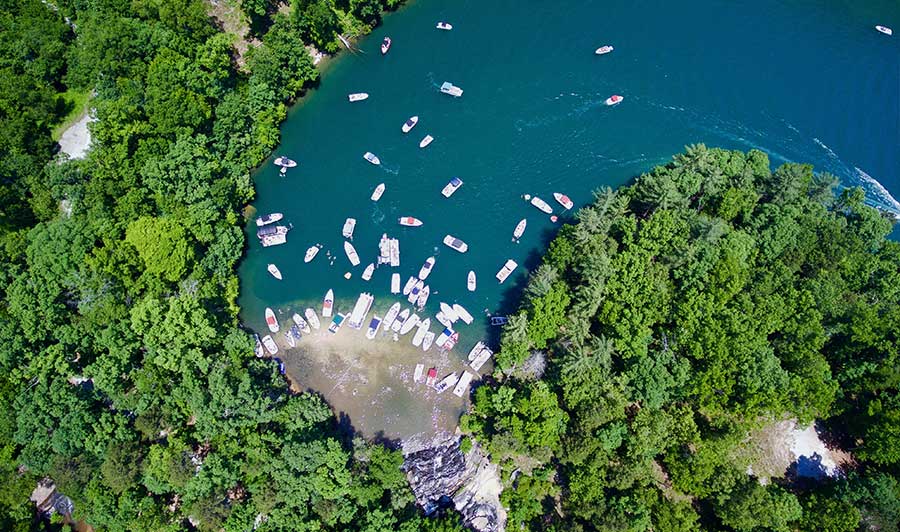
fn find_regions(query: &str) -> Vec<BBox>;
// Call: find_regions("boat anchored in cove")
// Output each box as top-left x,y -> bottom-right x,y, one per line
399,216 -> 423,227
402,116 -> 419,133
267,264 -> 282,280
348,93 -> 369,102
605,94 -> 623,106
363,152 -> 381,165
419,135 -> 434,148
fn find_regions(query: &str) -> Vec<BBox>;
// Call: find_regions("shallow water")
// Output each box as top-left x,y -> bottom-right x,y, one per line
240,0 -> 900,438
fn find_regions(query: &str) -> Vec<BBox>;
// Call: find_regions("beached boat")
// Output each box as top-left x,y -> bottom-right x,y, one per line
512,218 -> 527,242
419,135 -> 434,148
440,302 -> 459,323
440,81 -> 463,97
371,183 -> 385,201
441,177 -> 463,197
265,307 -> 279,333
322,289 -> 334,318
381,36 -> 392,54
361,263 -> 375,282
407,280 -> 424,304
490,316 -> 508,326
467,271 -> 476,291
595,45 -> 614,55
530,196 -> 553,214
605,94 -> 623,106
348,93 -> 369,102
436,21 -> 453,30
414,363 -> 425,383
391,273 -> 401,294
389,238 -> 400,267
285,326 -> 298,347
416,285 -> 430,309
391,308 -> 410,333
344,241 -> 360,266
496,259 -> 518,284
256,212 -> 283,227
342,218 -> 356,239
304,245 -> 320,263
328,313 -> 346,334
363,152 -> 381,165
418,257 -> 435,280
425,367 -> 437,387
347,293 -> 374,330
468,341 -> 486,362
435,327 -> 453,347
292,313 -> 312,334
876,25 -> 893,35
402,276 -> 417,295
378,233 -> 391,265
402,116 -> 419,133
443,235 -> 468,253
305,308 -> 321,330
435,311 -> 453,329
399,216 -> 423,227
267,263 -> 282,280
262,334 -> 278,355
274,156 -> 297,168
444,331 -> 460,350
470,345 -> 493,372
452,304 -> 474,325
382,302 -> 401,331
254,334 -> 264,357
553,192 -> 574,210
422,331 -> 435,351
399,313 -> 419,335
453,371 -> 474,397
434,372 -> 459,393
412,318 -> 430,346
366,315 -> 382,339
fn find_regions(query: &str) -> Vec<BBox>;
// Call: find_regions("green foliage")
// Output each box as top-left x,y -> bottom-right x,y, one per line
125,216 -> 195,282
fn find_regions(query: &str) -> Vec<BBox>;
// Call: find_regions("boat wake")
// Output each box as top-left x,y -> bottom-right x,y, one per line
855,167 -> 900,219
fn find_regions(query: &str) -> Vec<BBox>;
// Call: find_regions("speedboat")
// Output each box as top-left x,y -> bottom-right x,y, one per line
381,36 -> 392,54
256,212 -> 283,226
468,341 -> 486,362
348,93 -> 369,102
378,233 -> 391,265
512,218 -> 527,242
402,276 -> 417,295
267,263 -> 283,280
399,313 -> 420,335
452,303 -> 474,325
391,308 -> 410,333
443,234 -> 468,253
496,259 -> 518,284
530,196 -> 553,214
605,94 -> 623,106
412,318 -> 430,346
366,315 -> 382,339
553,192 -> 574,210
440,302 -> 460,323
414,363 -> 425,383
361,263 -> 375,281
876,25 -> 893,35
419,135 -> 434,148
595,45 -> 614,55
435,311 -> 453,329
305,308 -> 321,330
453,371 -> 474,397
422,331 -> 435,351
402,116 -> 419,133
274,156 -> 297,168
342,218 -> 356,239
418,257 -> 435,280
322,289 -> 334,318
292,313 -> 311,334
304,245 -> 320,263
435,327 -> 453,347
261,334 -> 278,355
257,224 -> 291,239
444,331 -> 460,350
467,271 -> 476,291
389,238 -> 400,267
382,302 -> 401,331
265,308 -> 279,333
440,81 -> 463,97
407,280 -> 424,304
327,313 -> 346,334
436,21 -> 453,30
344,241 -> 360,266
490,316 -> 508,326
441,177 -> 463,197
416,285 -> 430,309
254,334 -> 264,357
363,152 -> 381,165
399,216 -> 423,227
434,372 -> 459,393
371,183 -> 385,201
425,367 -> 437,386
470,345 -> 493,371
391,273 -> 401,294
285,326 -> 298,347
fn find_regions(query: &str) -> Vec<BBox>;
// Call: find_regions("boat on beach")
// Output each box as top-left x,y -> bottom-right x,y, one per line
605,94 -> 623,106
371,183 -> 385,201
419,257 -> 435,280
419,135 -> 434,148
348,93 -> 369,102
422,331 -> 435,351
305,308 -> 321,330
444,331 -> 460,350
452,303 -> 474,325
496,259 -> 518,284
512,218 -> 527,242
439,302 -> 459,323
274,156 -> 297,168
435,327 -> 454,347
391,308 -> 410,333
434,372 -> 459,394
403,276 -> 417,295
553,192 -> 574,210
254,334 -> 264,357
440,81 -> 463,97
467,271 -> 476,291
412,318 -> 430,346
363,152 -> 381,165
453,371 -> 474,397
292,313 -> 311,334
382,302 -> 401,331
416,286 -> 430,309
876,25 -> 893,35
414,363 -> 425,383
361,263 -> 374,281
530,196 -> 553,214
344,241 -> 360,266
342,218 -> 356,239
441,177 -> 463,197
265,307 -> 279,333
436,21 -> 453,30
256,212 -> 283,226
426,367 -> 437,387
285,326 -> 298,347
595,45 -> 614,55
347,292 -> 374,330
468,341 -> 486,362
366,315 -> 382,339
328,313 -> 346,334
322,289 -> 334,318
267,264 -> 282,280
407,279 -> 424,304
400,313 -> 420,335
391,273 -> 401,294
402,116 -> 419,133
470,344 -> 493,371
381,36 -> 392,54
443,234 -> 468,253
399,216 -> 423,227
262,334 -> 278,355
304,245 -> 320,263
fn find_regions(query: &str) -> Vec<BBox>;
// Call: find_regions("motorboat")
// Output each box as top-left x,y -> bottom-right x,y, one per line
512,218 -> 527,242
407,280 -> 424,304
530,196 -> 553,214
444,331 -> 460,350
366,315 -> 382,339
419,257 -> 435,280
256,212 -> 283,226
403,276 -> 417,295
254,334 -> 264,357
344,241 -> 360,266
267,263 -> 283,280
342,218 -> 356,239
348,93 -> 369,102
453,371 -> 474,397
402,116 -> 419,133
490,316 -> 508,326
467,271 -> 476,291
435,327 -> 453,347
443,234 -> 468,253
470,345 -> 493,371
327,313 -> 346,334
439,302 -> 460,323
595,45 -> 614,55
382,302 -> 402,331
381,36 -> 392,54
440,81 -> 463,97
274,156 -> 297,168
378,233 -> 391,265
605,94 -> 623,106
496,259 -> 518,284
371,183 -> 385,201
425,367 -> 437,386
361,263 -> 374,281
399,216 -> 423,227
422,331 -> 435,351
285,326 -> 298,347
322,289 -> 334,318
391,273 -> 401,294
553,192 -> 574,210
391,308 -> 410,332
452,303 -> 474,325
876,25 -> 893,35
261,334 -> 278,355
256,224 -> 290,239
441,177 -> 463,197
305,308 -> 321,330
436,21 -> 453,30
435,311 -> 453,329
434,372 -> 459,394
400,313 -> 420,335
265,307 -> 279,333
363,152 -> 381,165
414,363 -> 425,383
412,318 -> 430,346
292,313 -> 311,334
419,135 -> 434,148
347,292 -> 374,330
304,245 -> 320,263
468,341 -> 486,362
389,238 -> 400,267
261,234 -> 287,247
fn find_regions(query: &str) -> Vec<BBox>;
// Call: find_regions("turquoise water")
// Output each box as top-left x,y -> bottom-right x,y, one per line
241,0 -> 900,352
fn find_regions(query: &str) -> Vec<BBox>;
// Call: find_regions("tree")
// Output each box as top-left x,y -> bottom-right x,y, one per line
125,216 -> 195,282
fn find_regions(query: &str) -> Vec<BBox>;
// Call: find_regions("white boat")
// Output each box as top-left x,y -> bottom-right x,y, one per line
274,156 -> 297,168
419,135 -> 434,148
402,276 -> 417,295
470,345 -> 493,372
381,36 -> 391,54
391,308 -> 410,332
595,45 -> 614,55
553,192 -> 574,210
416,285 -> 430,309
530,196 -> 553,214
399,216 -> 423,227
434,372 -> 459,393
436,21 -> 453,30
444,331 -> 460,350
366,315 -> 382,339
287,326 -> 300,348
344,241 -> 360,266
362,264 -> 375,282
348,93 -> 369,102
328,313 -> 346,334
256,212 -> 283,226
305,308 -> 321,330
453,371 -> 474,397
496,259 -> 518,284
468,341 -> 486,362
414,363 -> 425,383
876,25 -> 893,35
422,331 -> 435,351
400,313 -> 420,335
363,152 -> 381,165
371,183 -> 385,201
412,318 -> 430,346
467,271 -> 476,291
389,238 -> 400,267
322,289 -> 334,318
261,234 -> 287,247
440,302 -> 460,322
304,245 -> 320,263
262,334 -> 278,355
254,334 -> 264,357
443,235 -> 468,253
265,308 -> 279,333
440,81 -> 463,97
292,313 -> 311,334
452,303 -> 474,325
382,302 -> 402,331
391,273 -> 401,294
512,218 -> 527,242
605,94 -> 623,106
378,233 -> 391,265
435,327 -> 453,347
435,311 -> 453,329
347,292 -> 374,330
267,263 -> 283,280
407,279 -> 424,304
402,116 -> 419,133
342,218 -> 356,239
418,257 -> 435,280
441,177 -> 463,197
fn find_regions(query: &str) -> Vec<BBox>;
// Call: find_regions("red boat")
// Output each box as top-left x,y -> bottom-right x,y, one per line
553,192 -> 574,210
444,332 -> 460,351
399,216 -> 423,227
425,367 -> 437,387
605,94 -> 623,106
